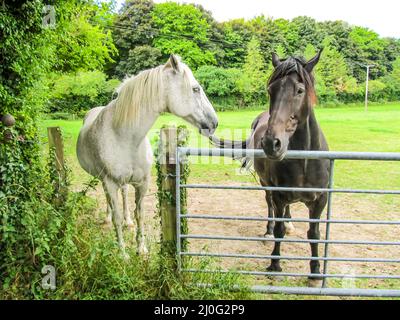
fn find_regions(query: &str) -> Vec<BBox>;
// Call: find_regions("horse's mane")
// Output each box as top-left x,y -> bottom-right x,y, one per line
268,56 -> 317,105
112,63 -> 191,127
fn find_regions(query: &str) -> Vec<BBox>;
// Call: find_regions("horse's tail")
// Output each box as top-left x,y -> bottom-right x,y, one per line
209,135 -> 252,169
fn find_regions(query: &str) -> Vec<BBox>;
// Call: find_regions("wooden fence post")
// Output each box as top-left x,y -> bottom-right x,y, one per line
158,126 -> 189,262
47,127 -> 68,206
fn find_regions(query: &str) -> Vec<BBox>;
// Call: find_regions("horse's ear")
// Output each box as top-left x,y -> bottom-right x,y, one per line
165,54 -> 181,72
272,52 -> 281,68
305,49 -> 323,73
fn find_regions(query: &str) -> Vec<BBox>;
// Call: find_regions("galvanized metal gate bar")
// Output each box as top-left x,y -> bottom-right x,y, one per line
175,147 -> 400,297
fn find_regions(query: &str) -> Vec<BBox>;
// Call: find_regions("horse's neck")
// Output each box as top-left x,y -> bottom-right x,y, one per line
290,108 -> 322,151
113,107 -> 161,146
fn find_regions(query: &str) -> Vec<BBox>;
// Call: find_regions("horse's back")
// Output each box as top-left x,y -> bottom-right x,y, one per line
77,106 -> 108,177
76,103 -> 153,184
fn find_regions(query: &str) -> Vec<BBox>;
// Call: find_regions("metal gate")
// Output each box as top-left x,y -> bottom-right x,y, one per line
175,147 -> 400,297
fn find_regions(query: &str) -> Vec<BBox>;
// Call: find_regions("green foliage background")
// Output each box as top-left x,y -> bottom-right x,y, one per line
37,0 -> 400,114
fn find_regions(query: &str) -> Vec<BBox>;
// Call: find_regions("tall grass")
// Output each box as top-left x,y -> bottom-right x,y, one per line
1,187 -> 253,300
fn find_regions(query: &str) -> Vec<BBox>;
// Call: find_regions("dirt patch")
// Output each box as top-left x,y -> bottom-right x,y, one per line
88,178 -> 400,290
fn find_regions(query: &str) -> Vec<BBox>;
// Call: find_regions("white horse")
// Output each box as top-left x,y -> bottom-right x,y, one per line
77,55 -> 218,257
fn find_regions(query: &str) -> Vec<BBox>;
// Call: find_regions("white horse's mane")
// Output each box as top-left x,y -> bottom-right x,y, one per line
113,61 -> 191,127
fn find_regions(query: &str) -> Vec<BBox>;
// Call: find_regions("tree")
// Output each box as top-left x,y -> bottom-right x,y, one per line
219,20 -> 250,68
274,18 -> 299,55
116,45 -> 162,77
194,4 -> 225,66
237,37 -> 268,104
152,2 -> 216,68
47,70 -> 120,114
290,16 -> 325,53
304,39 -> 358,102
349,27 -> 386,80
112,0 -> 161,77
0,0 -> 121,293
383,56 -> 400,100
195,65 -> 241,97
52,0 -> 117,73
247,15 -> 287,65
1,0 -> 63,293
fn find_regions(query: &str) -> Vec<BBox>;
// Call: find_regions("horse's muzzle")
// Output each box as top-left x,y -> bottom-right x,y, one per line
199,119 -> 218,136
262,135 -> 285,161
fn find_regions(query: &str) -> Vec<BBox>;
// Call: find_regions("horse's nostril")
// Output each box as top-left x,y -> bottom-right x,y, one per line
273,139 -> 281,152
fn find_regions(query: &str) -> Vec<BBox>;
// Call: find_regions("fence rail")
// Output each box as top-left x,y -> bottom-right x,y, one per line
175,147 -> 400,297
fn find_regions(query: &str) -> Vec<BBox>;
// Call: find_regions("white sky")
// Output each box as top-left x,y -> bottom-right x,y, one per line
148,0 -> 399,38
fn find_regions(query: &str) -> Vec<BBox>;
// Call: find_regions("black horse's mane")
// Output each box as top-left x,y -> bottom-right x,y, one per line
268,56 -> 317,104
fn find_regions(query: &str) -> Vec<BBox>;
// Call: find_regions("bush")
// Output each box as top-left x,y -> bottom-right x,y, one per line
46,71 -> 120,114
195,66 -> 246,110
195,65 -> 241,97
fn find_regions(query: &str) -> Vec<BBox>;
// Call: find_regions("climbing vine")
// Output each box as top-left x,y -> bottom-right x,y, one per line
155,125 -> 190,251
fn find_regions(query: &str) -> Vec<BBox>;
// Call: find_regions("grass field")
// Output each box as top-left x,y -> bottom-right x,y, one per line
37,102 -> 400,299
39,102 -> 400,191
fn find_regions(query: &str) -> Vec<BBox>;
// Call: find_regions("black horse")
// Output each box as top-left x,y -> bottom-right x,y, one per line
211,50 -> 330,287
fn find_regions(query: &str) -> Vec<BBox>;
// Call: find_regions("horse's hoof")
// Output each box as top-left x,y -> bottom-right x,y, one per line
285,222 -> 296,235
307,278 -> 322,288
266,265 -> 282,273
266,266 -> 284,280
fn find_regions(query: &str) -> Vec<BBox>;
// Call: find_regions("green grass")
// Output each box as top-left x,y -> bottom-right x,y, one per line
37,103 -> 400,300
39,102 -> 400,190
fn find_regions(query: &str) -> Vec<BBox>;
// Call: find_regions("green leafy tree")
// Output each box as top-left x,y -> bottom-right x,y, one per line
152,2 -> 216,68
248,15 -> 287,65
194,4 -> 225,66
274,18 -> 300,55
382,56 -> 400,99
304,40 -> 358,102
290,16 -> 325,53
195,65 -> 241,97
349,27 -> 386,80
117,45 -> 162,77
237,37 -> 268,104
53,0 -> 117,73
48,71 -> 120,114
0,0 -> 120,294
220,20 -> 250,68
112,0 -> 161,77
1,0 -> 63,294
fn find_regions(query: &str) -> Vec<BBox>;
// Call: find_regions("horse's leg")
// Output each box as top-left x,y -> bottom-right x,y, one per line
103,183 -> 112,225
103,178 -> 127,259
105,203 -> 112,225
267,194 -> 286,273
121,184 -> 134,228
133,176 -> 149,255
306,193 -> 328,287
284,206 -> 296,235
264,191 -> 274,238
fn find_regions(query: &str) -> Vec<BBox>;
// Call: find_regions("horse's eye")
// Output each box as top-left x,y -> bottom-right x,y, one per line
297,87 -> 305,95
193,87 -> 200,93
290,115 -> 297,121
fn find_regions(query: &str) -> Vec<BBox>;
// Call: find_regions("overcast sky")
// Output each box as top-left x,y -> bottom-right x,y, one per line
141,0 -> 399,38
